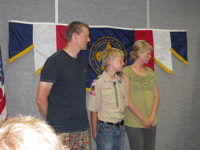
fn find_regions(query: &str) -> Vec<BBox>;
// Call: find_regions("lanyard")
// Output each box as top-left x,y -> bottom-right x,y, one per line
113,81 -> 119,107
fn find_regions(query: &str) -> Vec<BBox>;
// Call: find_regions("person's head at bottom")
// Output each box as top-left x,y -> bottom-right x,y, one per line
0,116 -> 67,150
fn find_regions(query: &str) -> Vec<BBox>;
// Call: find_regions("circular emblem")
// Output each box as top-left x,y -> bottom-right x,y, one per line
91,86 -> 95,91
89,36 -> 128,75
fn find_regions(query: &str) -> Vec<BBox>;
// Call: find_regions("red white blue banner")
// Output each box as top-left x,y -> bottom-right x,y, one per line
9,20 -> 188,90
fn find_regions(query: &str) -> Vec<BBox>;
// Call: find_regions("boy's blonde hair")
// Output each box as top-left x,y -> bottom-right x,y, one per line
0,116 -> 66,150
130,40 -> 153,61
102,48 -> 124,69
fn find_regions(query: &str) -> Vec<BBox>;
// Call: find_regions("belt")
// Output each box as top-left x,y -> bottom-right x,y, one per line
99,120 -> 124,126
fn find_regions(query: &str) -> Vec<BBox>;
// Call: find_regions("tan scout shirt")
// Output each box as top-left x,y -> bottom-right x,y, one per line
87,71 -> 128,123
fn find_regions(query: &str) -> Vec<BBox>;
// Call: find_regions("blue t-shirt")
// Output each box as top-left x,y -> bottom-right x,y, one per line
40,49 -> 90,132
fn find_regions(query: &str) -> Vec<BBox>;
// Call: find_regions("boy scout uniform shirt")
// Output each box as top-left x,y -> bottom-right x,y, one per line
87,71 -> 128,123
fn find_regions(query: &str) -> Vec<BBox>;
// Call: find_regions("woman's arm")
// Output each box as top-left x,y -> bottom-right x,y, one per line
121,73 -> 152,129
148,82 -> 159,123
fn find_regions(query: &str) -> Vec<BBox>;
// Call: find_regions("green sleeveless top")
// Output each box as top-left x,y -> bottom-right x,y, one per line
122,66 -> 158,128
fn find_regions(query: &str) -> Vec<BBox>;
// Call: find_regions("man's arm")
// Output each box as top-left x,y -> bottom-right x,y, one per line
36,81 -> 53,120
90,111 -> 98,141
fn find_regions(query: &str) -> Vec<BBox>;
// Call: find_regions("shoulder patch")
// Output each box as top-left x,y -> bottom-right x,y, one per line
91,86 -> 95,91
89,91 -> 96,96
92,81 -> 97,86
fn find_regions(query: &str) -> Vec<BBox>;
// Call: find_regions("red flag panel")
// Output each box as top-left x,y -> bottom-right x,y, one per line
134,30 -> 154,71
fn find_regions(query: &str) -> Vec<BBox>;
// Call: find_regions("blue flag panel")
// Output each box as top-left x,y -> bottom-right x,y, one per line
80,27 -> 135,88
9,22 -> 33,63
170,32 -> 188,64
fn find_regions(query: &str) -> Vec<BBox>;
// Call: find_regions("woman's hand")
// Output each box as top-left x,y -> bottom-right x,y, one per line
148,115 -> 155,124
141,117 -> 153,129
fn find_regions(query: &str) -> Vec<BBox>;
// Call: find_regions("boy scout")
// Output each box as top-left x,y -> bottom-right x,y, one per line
87,48 -> 128,150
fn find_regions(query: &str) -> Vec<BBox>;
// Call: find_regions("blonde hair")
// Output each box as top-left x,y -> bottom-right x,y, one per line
102,48 -> 124,69
130,40 -> 153,61
0,116 -> 66,150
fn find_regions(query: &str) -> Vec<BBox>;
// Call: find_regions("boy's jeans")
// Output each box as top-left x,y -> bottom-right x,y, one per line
96,121 -> 125,150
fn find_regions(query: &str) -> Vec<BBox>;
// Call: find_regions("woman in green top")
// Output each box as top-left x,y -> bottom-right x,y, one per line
121,40 -> 159,150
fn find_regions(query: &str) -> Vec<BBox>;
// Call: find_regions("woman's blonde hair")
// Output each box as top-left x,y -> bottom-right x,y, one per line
130,40 -> 153,61
0,116 -> 66,150
102,48 -> 124,69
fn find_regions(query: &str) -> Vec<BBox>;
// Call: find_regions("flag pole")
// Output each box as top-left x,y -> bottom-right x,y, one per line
55,0 -> 58,23
147,0 -> 150,28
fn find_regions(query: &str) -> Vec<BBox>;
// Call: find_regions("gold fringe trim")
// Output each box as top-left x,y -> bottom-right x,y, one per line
86,88 -> 90,92
153,57 -> 173,75
170,48 -> 189,65
35,66 -> 43,76
9,44 -> 34,63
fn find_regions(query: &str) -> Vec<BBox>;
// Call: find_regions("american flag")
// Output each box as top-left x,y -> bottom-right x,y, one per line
0,46 -> 7,122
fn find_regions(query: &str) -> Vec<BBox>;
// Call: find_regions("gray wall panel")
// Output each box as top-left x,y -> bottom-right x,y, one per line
59,0 -> 147,28
0,0 -> 199,149
0,0 -> 55,118
150,0 -> 200,150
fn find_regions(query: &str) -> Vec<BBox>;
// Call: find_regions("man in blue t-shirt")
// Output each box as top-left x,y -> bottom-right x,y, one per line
36,21 -> 91,150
